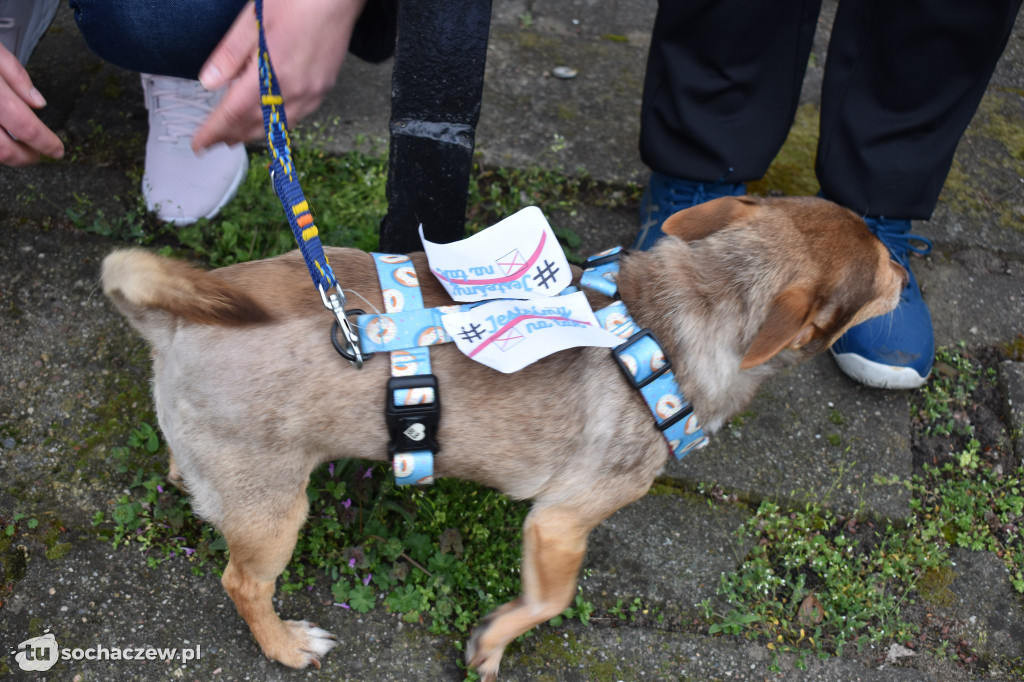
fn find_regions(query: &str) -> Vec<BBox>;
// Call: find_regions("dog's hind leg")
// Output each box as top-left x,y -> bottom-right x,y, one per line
219,487 -> 336,668
465,503 -> 591,681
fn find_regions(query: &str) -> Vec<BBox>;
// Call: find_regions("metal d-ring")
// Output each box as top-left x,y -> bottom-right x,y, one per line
320,283 -> 368,369
331,309 -> 373,367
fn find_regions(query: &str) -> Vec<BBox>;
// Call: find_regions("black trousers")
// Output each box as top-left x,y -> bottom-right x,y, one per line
639,0 -> 1022,219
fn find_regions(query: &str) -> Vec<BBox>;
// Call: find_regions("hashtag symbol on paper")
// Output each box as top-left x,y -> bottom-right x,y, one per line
458,323 -> 485,343
533,260 -> 560,289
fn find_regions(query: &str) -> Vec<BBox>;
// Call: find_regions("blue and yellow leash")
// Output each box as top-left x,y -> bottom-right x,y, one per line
255,0 -> 364,368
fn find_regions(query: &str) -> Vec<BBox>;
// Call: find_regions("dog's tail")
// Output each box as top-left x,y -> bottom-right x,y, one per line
102,249 -> 271,348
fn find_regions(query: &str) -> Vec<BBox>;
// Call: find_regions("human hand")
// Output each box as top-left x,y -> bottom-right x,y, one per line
0,44 -> 64,166
192,0 -> 366,152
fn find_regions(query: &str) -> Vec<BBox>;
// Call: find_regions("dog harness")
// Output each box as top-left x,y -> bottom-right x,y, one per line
360,247 -> 709,468
255,0 -> 705,478
581,248 -> 710,459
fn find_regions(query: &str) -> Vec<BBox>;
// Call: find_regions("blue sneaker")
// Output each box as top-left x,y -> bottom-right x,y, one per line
831,216 -> 934,389
634,172 -> 746,250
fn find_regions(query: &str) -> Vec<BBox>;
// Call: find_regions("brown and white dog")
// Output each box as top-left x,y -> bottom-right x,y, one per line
101,196 -> 906,680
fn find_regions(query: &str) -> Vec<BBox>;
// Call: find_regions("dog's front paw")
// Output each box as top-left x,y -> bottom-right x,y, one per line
465,624 -> 503,682
264,620 -> 337,669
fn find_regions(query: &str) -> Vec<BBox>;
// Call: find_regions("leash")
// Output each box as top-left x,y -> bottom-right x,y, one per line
254,0 -> 439,485
255,0 -> 363,368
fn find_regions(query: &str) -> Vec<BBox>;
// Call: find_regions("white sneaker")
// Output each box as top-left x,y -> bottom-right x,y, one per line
141,74 -> 248,226
0,0 -> 60,65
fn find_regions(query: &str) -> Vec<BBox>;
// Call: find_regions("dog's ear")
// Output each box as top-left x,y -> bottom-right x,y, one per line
740,288 -> 818,369
661,196 -> 761,242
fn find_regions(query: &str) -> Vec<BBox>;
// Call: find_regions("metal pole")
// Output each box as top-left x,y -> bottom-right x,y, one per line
379,0 -> 493,253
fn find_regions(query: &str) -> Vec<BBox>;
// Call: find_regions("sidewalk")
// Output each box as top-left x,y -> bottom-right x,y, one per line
2,1 -> 1023,680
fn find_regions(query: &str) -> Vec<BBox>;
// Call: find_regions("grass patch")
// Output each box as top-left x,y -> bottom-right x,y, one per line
702,344 -> 1023,668
68,131 -> 637,268
704,500 -> 943,661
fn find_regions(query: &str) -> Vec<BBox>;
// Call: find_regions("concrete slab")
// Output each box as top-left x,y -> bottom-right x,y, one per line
669,354 -> 913,520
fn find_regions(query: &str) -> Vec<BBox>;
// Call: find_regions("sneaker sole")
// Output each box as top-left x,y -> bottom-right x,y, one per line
831,349 -> 930,389
144,151 -> 249,226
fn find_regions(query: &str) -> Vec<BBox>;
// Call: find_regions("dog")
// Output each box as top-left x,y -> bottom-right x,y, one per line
101,196 -> 907,680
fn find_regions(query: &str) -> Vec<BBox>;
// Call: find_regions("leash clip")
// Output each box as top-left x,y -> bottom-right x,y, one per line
320,283 -> 365,369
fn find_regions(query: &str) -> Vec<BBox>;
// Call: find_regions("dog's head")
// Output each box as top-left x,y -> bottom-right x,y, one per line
622,195 -> 908,430
662,195 -> 907,367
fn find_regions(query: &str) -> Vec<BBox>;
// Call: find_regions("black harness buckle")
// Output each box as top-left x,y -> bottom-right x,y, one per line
612,329 -> 672,389
385,374 -> 441,456
583,249 -> 624,269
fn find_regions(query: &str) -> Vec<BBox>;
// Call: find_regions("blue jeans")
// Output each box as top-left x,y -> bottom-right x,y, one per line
69,0 -> 247,79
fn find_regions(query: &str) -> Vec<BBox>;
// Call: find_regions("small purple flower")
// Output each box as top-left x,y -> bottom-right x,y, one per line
362,573 -> 372,586
328,462 -> 335,477
182,547 -> 195,556
349,558 -> 357,569
342,498 -> 352,509
334,602 -> 351,609
157,485 -> 164,494
363,468 -> 373,479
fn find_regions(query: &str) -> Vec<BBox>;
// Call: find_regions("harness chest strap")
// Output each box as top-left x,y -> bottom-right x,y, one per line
582,248 -> 710,459
371,253 -> 439,486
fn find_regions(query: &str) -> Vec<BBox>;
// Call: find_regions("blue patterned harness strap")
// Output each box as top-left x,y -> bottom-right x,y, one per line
370,254 -> 439,485
582,248 -> 710,459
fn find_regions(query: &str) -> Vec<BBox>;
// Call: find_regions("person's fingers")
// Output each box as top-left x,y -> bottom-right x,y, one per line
198,0 -> 257,91
0,133 -> 43,166
0,47 -> 45,108
0,56 -> 64,165
193,0 -> 364,151
192,66 -> 264,151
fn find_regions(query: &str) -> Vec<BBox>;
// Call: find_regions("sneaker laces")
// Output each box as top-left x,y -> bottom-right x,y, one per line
667,181 -> 709,209
145,77 -> 218,145
865,218 -> 932,302
865,219 -> 932,266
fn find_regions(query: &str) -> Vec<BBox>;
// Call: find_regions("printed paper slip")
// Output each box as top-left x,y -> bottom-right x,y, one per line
420,206 -> 572,301
440,292 -> 622,373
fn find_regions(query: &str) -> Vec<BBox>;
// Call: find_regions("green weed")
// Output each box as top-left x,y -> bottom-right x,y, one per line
705,344 -> 1023,662
906,456 -> 1024,594
913,343 -> 990,437
705,500 -> 941,656
175,140 -> 388,266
